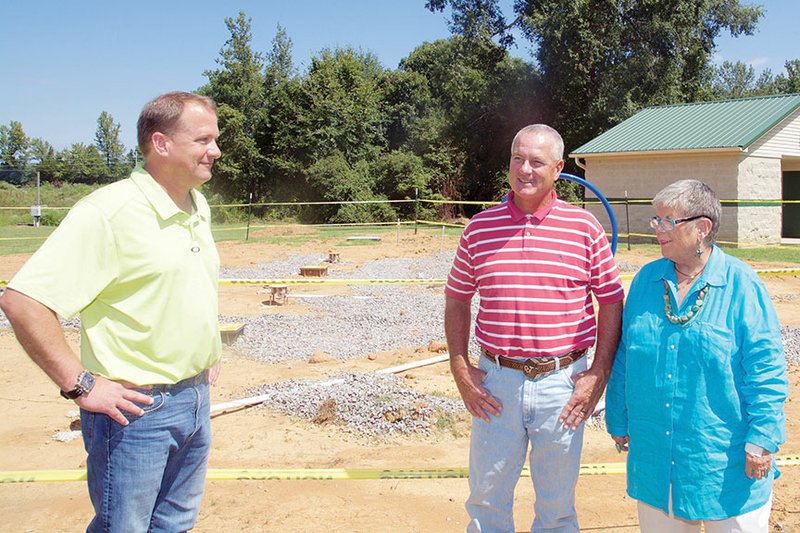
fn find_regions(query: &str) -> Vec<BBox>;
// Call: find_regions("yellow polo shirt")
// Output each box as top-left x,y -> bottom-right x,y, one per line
9,167 -> 221,384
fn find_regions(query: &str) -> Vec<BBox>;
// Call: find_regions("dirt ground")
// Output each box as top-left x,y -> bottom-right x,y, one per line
0,229 -> 799,532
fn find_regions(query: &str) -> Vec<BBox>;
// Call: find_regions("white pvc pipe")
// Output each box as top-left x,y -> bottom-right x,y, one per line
210,353 -> 450,416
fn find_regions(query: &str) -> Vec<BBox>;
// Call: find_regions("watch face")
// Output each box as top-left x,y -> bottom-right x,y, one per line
78,371 -> 96,392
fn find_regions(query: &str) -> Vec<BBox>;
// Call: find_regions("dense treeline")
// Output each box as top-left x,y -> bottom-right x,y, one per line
2,1 -> 799,223
0,112 -> 140,185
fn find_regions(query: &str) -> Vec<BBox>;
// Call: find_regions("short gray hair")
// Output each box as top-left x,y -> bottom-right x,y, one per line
511,124 -> 564,162
653,179 -> 721,246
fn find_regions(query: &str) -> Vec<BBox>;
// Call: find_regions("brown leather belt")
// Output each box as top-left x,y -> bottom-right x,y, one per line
481,347 -> 587,380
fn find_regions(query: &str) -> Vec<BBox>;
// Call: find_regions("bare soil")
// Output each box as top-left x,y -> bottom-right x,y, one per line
0,230 -> 798,532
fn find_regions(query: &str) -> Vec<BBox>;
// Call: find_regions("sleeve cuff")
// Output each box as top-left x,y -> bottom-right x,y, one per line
745,443 -> 765,456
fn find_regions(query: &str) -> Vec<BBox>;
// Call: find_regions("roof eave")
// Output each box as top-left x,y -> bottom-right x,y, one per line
569,146 -> 744,159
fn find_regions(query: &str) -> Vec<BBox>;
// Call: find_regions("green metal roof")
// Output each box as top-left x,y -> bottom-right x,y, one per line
570,93 -> 800,156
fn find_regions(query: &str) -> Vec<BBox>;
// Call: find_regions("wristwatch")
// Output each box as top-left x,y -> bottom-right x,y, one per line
60,370 -> 96,400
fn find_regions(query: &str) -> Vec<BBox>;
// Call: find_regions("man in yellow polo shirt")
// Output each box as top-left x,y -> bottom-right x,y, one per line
0,91 -> 222,532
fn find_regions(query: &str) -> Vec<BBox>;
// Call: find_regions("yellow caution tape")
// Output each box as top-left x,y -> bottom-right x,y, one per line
3,457 -> 799,483
219,278 -> 447,286
0,236 -> 49,241
4,267 -> 799,290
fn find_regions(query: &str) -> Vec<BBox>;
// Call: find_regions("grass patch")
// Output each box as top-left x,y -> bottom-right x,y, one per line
435,411 -> 471,438
721,244 -> 800,264
0,225 -> 54,255
618,242 -> 800,264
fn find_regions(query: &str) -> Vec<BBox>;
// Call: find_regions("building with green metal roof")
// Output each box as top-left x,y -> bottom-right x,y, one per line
569,93 -> 800,245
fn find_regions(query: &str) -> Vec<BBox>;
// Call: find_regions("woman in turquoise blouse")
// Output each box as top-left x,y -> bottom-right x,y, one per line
606,180 -> 788,532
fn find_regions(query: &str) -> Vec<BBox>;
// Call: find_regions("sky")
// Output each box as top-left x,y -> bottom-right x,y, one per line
1,0 -> 797,152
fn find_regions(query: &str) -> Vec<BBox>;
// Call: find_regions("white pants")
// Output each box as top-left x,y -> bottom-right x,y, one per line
637,490 -> 772,533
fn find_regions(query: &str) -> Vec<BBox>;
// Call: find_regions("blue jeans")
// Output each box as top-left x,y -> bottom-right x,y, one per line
466,355 -> 588,533
80,372 -> 211,533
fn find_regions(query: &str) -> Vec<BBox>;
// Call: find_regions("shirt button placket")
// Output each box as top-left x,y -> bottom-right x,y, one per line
524,215 -> 533,248
666,338 -> 677,471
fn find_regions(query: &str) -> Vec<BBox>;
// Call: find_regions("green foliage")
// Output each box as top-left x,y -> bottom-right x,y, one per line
202,11 -> 267,204
0,181 -> 94,226
38,209 -> 67,226
57,143 -> 109,183
94,111 -> 129,180
296,47 -> 386,165
0,120 -> 30,169
1,117 -> 130,185
7,8 -> 792,230
29,138 -> 59,182
400,36 -> 543,208
514,0 -> 763,149
693,56 -> 800,101
303,153 -> 396,223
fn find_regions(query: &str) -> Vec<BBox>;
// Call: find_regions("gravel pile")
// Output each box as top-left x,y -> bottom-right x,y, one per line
220,254 -> 328,280
616,261 -> 641,272
220,252 -> 458,362
783,326 -> 800,367
220,251 -> 455,281
221,284 -> 453,362
252,371 -> 463,437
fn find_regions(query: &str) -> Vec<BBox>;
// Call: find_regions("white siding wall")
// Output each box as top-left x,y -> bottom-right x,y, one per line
749,109 -> 800,158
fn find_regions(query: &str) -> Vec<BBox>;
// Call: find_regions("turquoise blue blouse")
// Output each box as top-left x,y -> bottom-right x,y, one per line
606,246 -> 788,520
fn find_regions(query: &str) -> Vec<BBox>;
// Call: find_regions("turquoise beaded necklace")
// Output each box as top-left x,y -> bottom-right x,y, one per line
663,280 -> 710,325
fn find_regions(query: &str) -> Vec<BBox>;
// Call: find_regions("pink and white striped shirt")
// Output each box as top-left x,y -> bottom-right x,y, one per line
445,191 -> 624,358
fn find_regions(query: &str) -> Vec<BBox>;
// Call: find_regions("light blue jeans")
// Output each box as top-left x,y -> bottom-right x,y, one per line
80,371 -> 211,533
466,355 -> 587,533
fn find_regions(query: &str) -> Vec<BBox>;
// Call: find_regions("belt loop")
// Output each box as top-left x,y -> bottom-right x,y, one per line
554,357 -> 560,371
493,354 -> 500,368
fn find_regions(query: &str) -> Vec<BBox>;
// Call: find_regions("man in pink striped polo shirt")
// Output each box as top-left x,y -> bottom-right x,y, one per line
445,124 -> 624,533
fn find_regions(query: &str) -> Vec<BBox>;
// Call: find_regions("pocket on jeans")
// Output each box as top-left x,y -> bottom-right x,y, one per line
562,356 -> 587,389
478,354 -> 497,384
121,390 -> 167,425
138,390 -> 166,414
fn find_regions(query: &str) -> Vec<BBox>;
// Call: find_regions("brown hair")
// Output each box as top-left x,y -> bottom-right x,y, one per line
137,92 -> 217,156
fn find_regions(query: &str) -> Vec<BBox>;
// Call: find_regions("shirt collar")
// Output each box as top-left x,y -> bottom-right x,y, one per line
130,166 -> 202,221
505,190 -> 557,223
654,245 -> 727,287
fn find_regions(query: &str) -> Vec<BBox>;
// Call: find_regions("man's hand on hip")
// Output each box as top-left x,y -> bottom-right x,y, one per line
76,377 -> 154,426
559,367 -> 607,431
451,360 -> 502,422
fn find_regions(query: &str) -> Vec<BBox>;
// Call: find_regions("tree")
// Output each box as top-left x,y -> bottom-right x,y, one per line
57,143 -> 108,183
399,37 -> 544,207
776,59 -> 800,93
290,47 -> 390,221
428,0 -> 764,161
0,120 -> 30,170
202,11 -> 266,203
257,24 -> 304,204
295,47 -> 386,165
94,111 -> 126,179
29,138 -> 59,181
264,24 -> 295,90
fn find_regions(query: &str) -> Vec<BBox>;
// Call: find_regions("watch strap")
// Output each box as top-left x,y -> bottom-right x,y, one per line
60,370 -> 95,400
